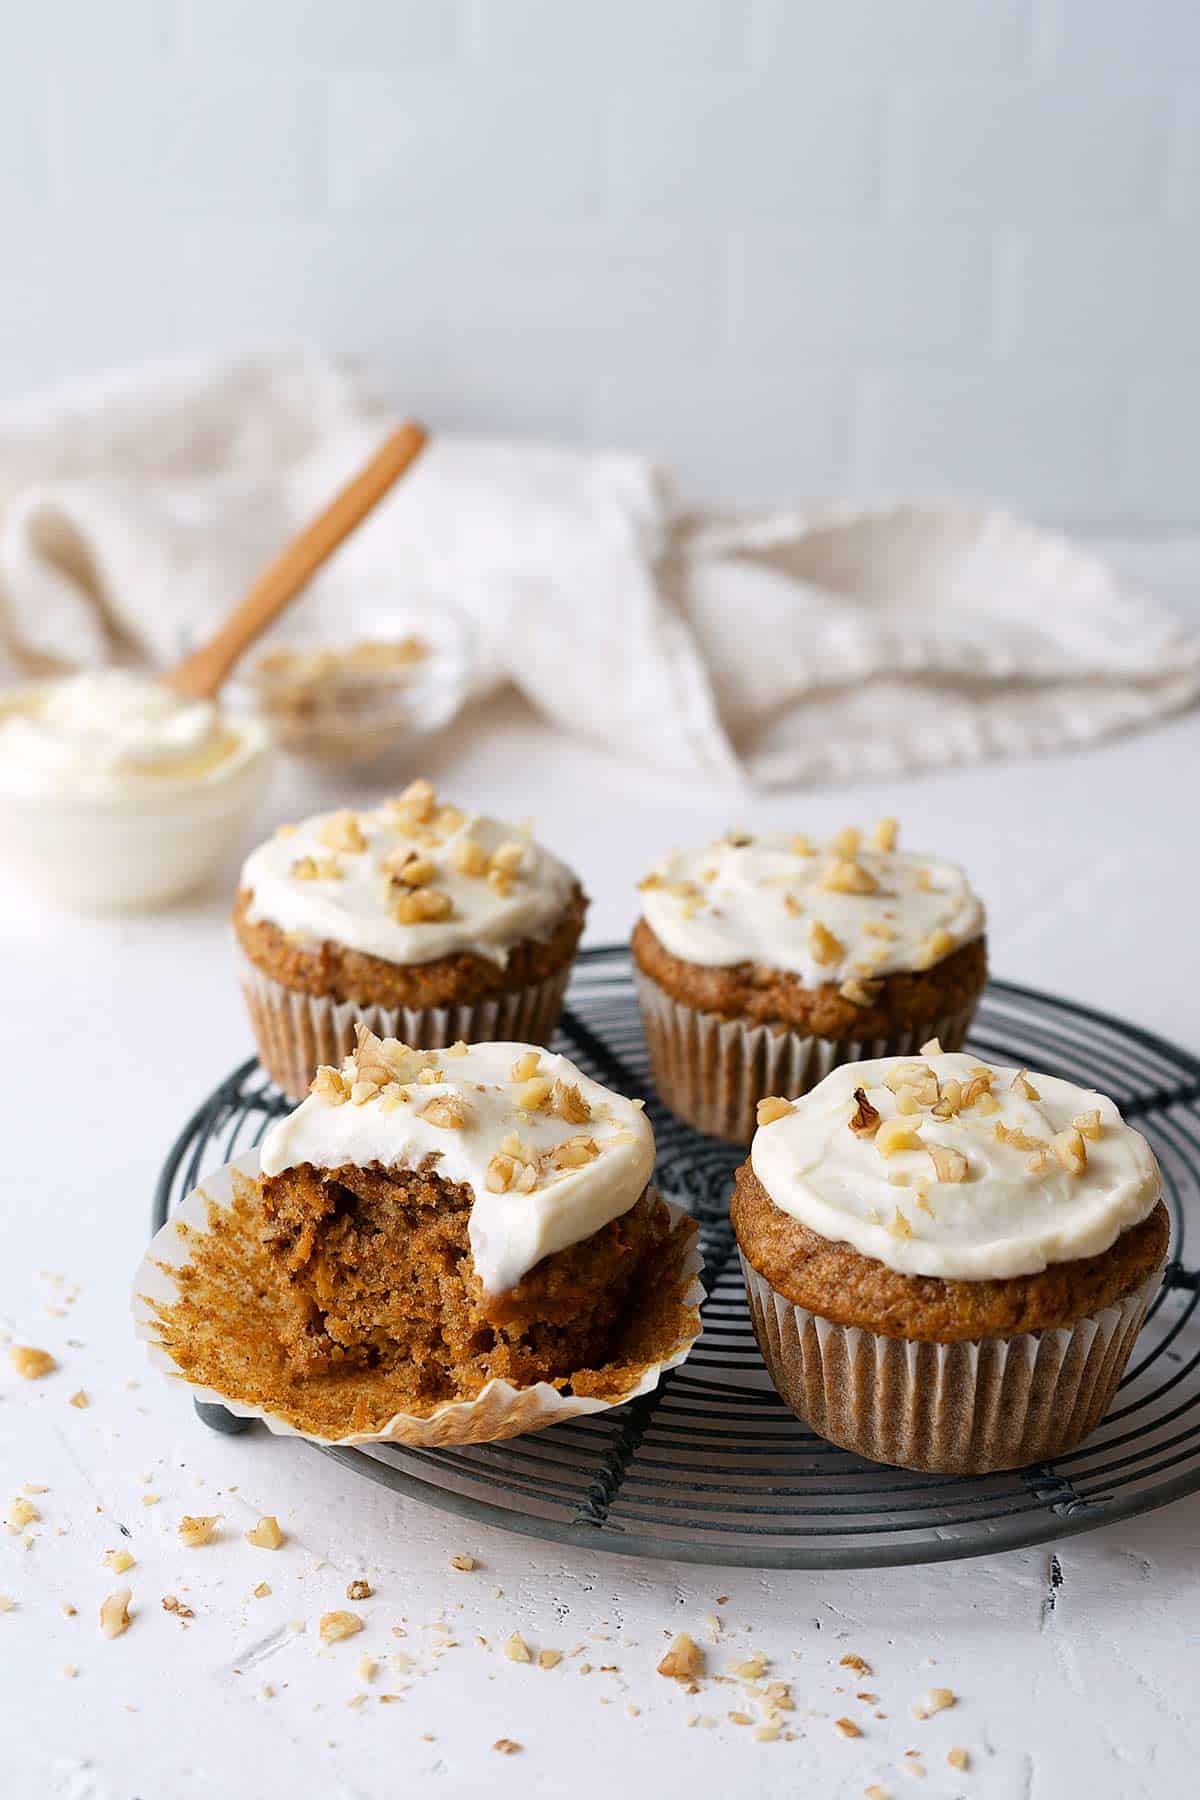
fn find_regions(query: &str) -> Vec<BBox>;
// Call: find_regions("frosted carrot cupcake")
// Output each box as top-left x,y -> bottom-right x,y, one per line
138,1033 -> 702,1444
734,1047 -> 1168,1473
235,779 -> 586,1097
633,819 -> 986,1143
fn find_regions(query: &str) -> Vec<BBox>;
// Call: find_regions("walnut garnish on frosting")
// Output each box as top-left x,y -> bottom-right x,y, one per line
915,927 -> 955,968
383,848 -> 437,888
1074,1110 -> 1102,1140
451,837 -> 489,877
872,816 -> 899,852
291,854 -> 343,881
756,1096 -> 796,1127
790,833 -> 816,855
552,1136 -> 600,1170
420,1094 -> 471,1131
831,826 -> 861,857
1011,1069 -> 1040,1100
1051,1127 -> 1088,1174
928,1143 -> 969,1184
820,858 -> 878,895
809,921 -> 843,966
510,1051 -> 541,1082
312,1065 -> 350,1105
994,1120 -> 1044,1153
391,888 -> 454,925
552,1080 -> 591,1124
839,977 -> 882,1007
848,1088 -> 881,1137
515,1076 -> 553,1113
877,1117 -> 924,1157
318,810 -> 367,855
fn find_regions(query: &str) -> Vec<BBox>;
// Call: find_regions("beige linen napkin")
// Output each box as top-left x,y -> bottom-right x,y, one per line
2,350 -> 1196,788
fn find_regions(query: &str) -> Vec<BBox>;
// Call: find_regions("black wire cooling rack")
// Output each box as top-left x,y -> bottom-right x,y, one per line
153,946 -> 1200,1570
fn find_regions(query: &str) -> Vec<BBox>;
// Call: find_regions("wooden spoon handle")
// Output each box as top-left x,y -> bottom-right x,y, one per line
167,421 -> 428,701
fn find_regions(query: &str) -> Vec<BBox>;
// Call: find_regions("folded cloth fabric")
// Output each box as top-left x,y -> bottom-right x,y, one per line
1,350 -> 1197,789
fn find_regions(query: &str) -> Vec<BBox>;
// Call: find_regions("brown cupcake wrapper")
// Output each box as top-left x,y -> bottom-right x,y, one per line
633,966 -> 978,1145
237,944 -> 574,1101
739,1251 -> 1164,1474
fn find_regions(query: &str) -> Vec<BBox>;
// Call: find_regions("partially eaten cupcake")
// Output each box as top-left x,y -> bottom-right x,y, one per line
138,1032 -> 701,1445
258,1031 -> 675,1399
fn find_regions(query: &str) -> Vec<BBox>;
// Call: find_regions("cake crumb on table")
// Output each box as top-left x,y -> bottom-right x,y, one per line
346,1579 -> 373,1600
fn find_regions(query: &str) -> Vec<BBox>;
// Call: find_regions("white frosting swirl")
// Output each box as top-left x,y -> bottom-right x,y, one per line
0,670 -> 253,799
639,829 -> 983,984
751,1051 -> 1162,1281
242,798 -> 579,968
259,1041 -> 656,1295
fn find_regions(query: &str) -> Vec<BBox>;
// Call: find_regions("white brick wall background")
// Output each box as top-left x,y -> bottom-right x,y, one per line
2,0 -> 1197,522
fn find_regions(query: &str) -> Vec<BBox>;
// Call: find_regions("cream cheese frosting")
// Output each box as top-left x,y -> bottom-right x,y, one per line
638,821 -> 983,986
259,1036 -> 656,1295
751,1049 -> 1162,1281
0,669 -> 257,800
241,781 -> 579,968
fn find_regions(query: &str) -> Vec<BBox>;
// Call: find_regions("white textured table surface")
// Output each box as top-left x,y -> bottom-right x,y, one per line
4,542 -> 1200,1800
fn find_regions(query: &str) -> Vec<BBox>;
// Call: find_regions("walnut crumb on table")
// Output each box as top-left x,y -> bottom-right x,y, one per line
10,1346 -> 56,1379
449,1554 -> 476,1572
177,1515 -> 220,1547
99,1589 -> 131,1639
245,1516 -> 284,1550
657,1633 -> 705,1682
346,1579 -> 373,1600
319,1611 -> 363,1644
493,1739 -> 522,1755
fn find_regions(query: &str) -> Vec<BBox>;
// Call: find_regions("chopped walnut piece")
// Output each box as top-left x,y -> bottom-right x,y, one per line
552,1136 -> 600,1170
436,804 -> 466,834
884,1063 -> 939,1105
392,887 -> 453,925
848,1089 -> 882,1137
318,809 -> 367,855
291,853 -> 343,882
551,1080 -> 591,1124
350,1079 -> 379,1107
790,833 -> 816,856
947,1747 -> 970,1771
10,1346 -> 56,1380
384,849 -> 437,888
178,1515 -> 220,1548
840,977 -> 883,1007
864,919 -> 897,939
312,1065 -> 350,1106
487,868 -> 514,897
919,1036 -> 942,1055
320,1610 -> 364,1643
658,1633 -> 705,1682
975,1092 -> 1000,1116
1010,1068 -> 1041,1100
932,1079 -> 963,1119
8,1497 -> 38,1529
510,1051 -> 541,1082
783,893 -> 804,917
490,841 -> 527,876
913,1686 -> 956,1719
831,826 -> 862,857
1028,1149 -> 1051,1175
756,1096 -> 796,1127
486,1154 -> 517,1193
895,1089 -> 921,1116
821,857 -> 879,895
809,921 -> 844,966
514,1076 -> 553,1113
889,1207 -> 913,1240
392,778 -> 437,824
915,928 -> 955,969
1073,1109 -> 1102,1140
928,1143 -> 969,1184
103,1549 -> 135,1574
493,1740 -> 523,1755
995,1120 -> 1045,1153
451,837 -> 489,877
346,1579 -> 373,1600
100,1588 -> 132,1639
449,1554 -> 476,1572
833,1716 -> 863,1739
840,1653 -> 874,1676
872,816 -> 899,852
246,1516 -> 284,1550
538,1648 -> 563,1669
960,1071 -> 993,1109
504,1631 -> 532,1664
1051,1127 -> 1088,1174
162,1595 -> 194,1619
877,1117 -> 923,1157
420,1094 -> 471,1131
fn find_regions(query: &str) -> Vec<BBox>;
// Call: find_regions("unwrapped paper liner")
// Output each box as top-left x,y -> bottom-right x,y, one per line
634,964 -> 979,1147
134,1151 -> 704,1449
740,1250 -> 1163,1474
237,940 -> 574,1101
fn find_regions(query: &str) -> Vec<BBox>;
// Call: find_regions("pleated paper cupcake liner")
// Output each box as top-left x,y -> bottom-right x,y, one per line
739,1251 -> 1163,1475
634,966 -> 978,1147
133,1151 -> 704,1450
237,942 -> 574,1101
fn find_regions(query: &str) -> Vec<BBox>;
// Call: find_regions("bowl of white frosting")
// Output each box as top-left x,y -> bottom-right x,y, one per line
0,668 -> 272,909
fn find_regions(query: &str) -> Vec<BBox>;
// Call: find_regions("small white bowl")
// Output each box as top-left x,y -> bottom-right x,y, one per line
0,686 -> 273,911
